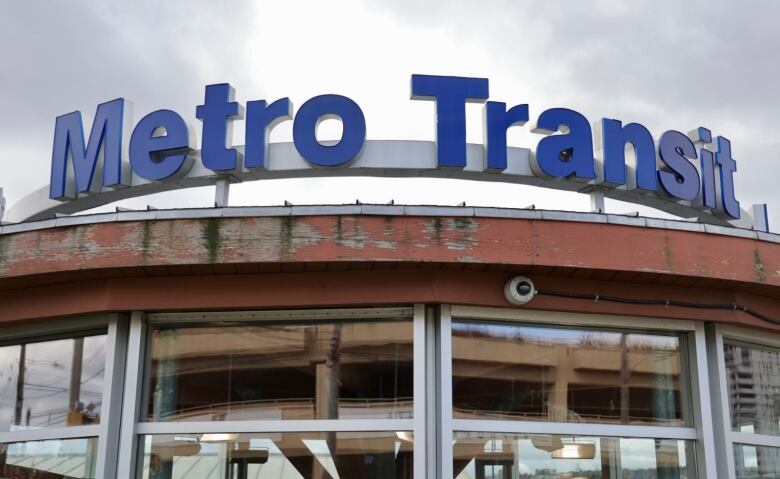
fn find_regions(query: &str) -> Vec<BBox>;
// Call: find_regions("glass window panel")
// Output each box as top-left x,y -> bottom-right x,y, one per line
734,444 -> 780,479
145,319 -> 413,422
452,321 -> 688,426
0,334 -> 106,432
454,432 -> 694,478
724,342 -> 780,436
0,437 -> 98,478
138,432 -> 414,479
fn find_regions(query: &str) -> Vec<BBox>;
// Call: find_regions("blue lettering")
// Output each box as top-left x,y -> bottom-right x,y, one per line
532,108 -> 595,180
657,130 -> 700,201
411,74 -> 489,168
716,136 -> 741,219
129,110 -> 193,181
195,83 -> 243,173
49,98 -> 126,200
245,98 -> 292,170
601,119 -> 657,191
485,102 -> 529,172
293,94 -> 366,167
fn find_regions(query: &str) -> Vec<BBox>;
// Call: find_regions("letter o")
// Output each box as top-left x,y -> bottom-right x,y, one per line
293,95 -> 366,167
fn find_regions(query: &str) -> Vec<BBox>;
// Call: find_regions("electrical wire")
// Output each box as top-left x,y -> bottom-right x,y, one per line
535,288 -> 780,327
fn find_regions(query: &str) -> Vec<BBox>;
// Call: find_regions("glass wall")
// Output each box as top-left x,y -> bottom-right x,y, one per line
733,444 -> 780,479
724,342 -> 780,436
0,334 -> 106,431
453,432 -> 694,478
452,321 -> 687,426
0,322 -> 110,479
11,308 -> 780,478
0,437 -> 99,478
138,312 -> 417,479
144,320 -> 414,422
138,432 -> 413,479
450,319 -> 695,479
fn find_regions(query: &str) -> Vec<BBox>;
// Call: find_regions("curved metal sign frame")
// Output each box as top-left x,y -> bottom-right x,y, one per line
5,139 -> 765,228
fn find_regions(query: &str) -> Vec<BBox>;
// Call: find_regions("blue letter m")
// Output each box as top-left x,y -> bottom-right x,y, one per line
50,98 -> 126,200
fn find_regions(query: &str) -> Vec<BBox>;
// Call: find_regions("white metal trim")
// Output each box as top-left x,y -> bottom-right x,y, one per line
450,305 -> 696,331
708,323 -> 738,478
439,305 -> 454,479
116,312 -> 146,479
6,140 -> 764,231
147,307 -> 414,324
0,315 -> 110,344
94,314 -> 129,479
412,304 -> 426,479
136,419 -> 415,435
452,419 -> 698,440
730,431 -> 780,448
691,323 -> 718,477
0,425 -> 99,444
719,324 -> 780,349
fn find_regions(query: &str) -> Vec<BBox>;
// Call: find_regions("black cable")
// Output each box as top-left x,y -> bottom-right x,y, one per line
535,288 -> 780,327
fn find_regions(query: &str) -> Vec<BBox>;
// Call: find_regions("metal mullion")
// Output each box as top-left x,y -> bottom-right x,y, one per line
439,305 -> 454,479
690,323 -> 718,477
707,323 -> 737,479
450,305 -> 696,332
148,307 -> 414,324
136,419 -> 415,435
730,432 -> 780,449
413,304 -> 427,479
0,315 -> 110,346
452,419 -> 697,440
0,425 -> 100,444
116,312 -> 146,479
425,305 -> 440,479
94,314 -> 129,479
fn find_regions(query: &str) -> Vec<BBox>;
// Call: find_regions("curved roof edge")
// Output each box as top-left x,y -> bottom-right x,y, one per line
1,204 -> 778,244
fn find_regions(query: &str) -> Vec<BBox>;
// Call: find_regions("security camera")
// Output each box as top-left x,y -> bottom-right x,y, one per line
504,276 -> 536,305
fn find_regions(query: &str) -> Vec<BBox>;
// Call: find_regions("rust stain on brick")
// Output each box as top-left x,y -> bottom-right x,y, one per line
0,216 -> 778,294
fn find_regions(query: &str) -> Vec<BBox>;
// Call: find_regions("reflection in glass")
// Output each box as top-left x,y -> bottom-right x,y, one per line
452,321 -> 687,426
0,437 -> 98,478
725,342 -> 780,436
454,432 -> 694,478
145,320 -> 413,422
734,444 -> 780,478
0,334 -> 106,432
138,432 -> 413,478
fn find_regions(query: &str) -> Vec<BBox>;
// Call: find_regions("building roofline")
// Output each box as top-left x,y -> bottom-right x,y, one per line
1,204 -> 778,244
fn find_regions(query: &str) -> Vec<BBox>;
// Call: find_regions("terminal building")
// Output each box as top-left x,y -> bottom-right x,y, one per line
0,204 -> 779,479
1,75 -> 779,478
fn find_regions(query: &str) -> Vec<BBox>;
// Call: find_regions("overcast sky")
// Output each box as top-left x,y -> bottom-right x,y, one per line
1,0 -> 778,230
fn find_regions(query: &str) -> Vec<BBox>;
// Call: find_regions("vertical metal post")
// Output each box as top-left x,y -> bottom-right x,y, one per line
215,178 -> 230,207
116,312 -> 147,479
690,323 -> 718,478
440,305 -> 453,479
590,189 -> 605,213
413,304 -> 428,479
95,314 -> 130,479
705,323 -> 736,479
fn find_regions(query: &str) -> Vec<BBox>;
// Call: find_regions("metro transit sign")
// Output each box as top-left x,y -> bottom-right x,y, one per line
5,75 -> 769,230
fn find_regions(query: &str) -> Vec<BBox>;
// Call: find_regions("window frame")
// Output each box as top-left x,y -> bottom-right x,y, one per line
0,313 -> 128,479
443,305 -> 717,478
709,323 -> 780,479
115,306 -> 429,479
